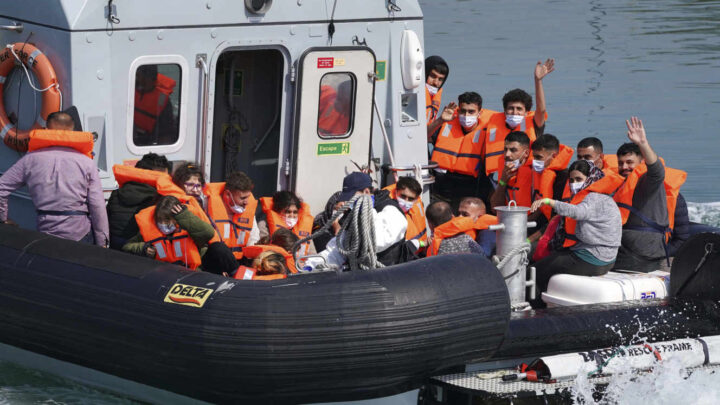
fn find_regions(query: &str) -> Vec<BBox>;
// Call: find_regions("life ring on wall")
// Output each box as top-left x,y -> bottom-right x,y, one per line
0,43 -> 62,152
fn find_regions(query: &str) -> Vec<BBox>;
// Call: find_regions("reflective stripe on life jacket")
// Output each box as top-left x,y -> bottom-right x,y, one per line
135,204 -> 203,270
203,182 -> 257,259
563,172 -> 626,248
134,73 -> 175,134
154,177 -> 221,245
242,244 -> 297,274
534,145 -> 574,219
431,117 -> 485,177
27,129 -> 94,159
426,87 -> 443,123
259,197 -> 314,256
483,112 -> 542,176
428,215 -> 497,257
112,164 -> 170,188
383,183 -> 428,243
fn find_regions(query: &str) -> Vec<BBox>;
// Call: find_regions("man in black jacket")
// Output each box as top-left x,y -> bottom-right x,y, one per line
107,153 -> 171,250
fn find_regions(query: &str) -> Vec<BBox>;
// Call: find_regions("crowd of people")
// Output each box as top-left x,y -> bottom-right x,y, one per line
0,55 -> 699,302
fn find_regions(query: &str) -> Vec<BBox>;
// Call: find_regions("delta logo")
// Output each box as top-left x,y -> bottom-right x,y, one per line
163,283 -> 214,308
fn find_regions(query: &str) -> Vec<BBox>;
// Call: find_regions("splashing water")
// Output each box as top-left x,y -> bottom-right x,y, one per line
688,202 -> 720,227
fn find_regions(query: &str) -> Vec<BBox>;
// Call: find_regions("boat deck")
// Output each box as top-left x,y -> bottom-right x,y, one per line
430,364 -> 720,400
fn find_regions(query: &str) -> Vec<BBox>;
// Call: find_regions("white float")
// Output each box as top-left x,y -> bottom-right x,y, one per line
542,271 -> 670,307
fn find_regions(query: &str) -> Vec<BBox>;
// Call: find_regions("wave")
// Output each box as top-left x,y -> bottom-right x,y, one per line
688,202 -> 720,227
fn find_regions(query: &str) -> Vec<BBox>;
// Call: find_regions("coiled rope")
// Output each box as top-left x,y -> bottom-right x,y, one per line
493,242 -> 531,280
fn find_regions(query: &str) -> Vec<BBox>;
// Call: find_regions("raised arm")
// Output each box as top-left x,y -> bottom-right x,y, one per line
626,116 -> 657,166
427,102 -> 457,142
533,59 -> 554,128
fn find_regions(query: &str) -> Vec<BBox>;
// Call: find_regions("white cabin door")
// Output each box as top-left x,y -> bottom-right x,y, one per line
292,48 -> 376,214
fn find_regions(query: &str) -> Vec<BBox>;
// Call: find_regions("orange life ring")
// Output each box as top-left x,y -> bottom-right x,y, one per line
0,43 -> 62,152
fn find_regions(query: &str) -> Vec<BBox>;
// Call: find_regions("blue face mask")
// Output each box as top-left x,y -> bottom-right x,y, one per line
157,222 -> 176,235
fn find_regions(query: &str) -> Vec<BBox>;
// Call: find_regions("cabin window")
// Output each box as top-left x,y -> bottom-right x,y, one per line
132,64 -> 182,146
317,73 -> 355,138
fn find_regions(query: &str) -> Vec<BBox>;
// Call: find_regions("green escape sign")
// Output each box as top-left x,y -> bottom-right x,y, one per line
317,142 -> 350,156
375,61 -> 386,81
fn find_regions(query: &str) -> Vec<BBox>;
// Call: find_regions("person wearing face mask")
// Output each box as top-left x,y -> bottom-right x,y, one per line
430,92 -> 495,210
483,59 -> 555,178
529,135 -> 573,222
489,131 -> 534,210
123,195 -> 218,270
528,160 -> 624,299
424,56 -> 449,131
611,117 -> 687,272
203,171 -> 261,259
383,176 -> 428,247
171,163 -> 207,209
259,191 -> 316,256
312,191 -> 343,252
576,137 -> 617,174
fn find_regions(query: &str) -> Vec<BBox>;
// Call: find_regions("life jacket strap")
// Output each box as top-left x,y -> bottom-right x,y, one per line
36,210 -> 89,216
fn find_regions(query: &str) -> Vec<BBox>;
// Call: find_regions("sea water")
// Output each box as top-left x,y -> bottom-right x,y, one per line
1,0 -> 720,402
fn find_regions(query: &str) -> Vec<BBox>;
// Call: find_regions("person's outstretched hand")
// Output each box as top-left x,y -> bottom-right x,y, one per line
626,116 -> 648,145
535,58 -> 555,81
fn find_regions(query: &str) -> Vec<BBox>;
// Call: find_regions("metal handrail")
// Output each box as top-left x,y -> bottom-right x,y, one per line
387,162 -> 438,172
0,23 -> 23,33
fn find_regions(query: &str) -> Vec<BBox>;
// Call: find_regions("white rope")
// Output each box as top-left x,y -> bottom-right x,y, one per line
493,242 -> 531,280
8,44 -> 63,110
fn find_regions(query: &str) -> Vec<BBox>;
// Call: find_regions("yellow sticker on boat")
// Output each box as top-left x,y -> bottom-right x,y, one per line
334,58 -> 345,66
317,142 -> 350,156
163,283 -> 214,308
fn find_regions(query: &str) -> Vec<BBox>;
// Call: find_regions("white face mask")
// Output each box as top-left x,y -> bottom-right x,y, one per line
396,198 -> 414,213
510,159 -> 521,169
532,159 -> 546,173
505,114 -> 524,128
426,83 -> 439,96
230,204 -> 245,214
157,223 -> 176,235
458,114 -> 478,129
285,217 -> 298,228
570,182 -> 584,195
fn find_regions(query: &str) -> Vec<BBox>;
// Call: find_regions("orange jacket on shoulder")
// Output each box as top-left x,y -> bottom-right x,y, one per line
534,144 -> 574,219
426,87 -> 443,123
28,129 -> 94,159
483,112 -> 543,176
135,203 -> 206,270
383,183 -> 428,243
259,197 -> 314,256
203,182 -> 258,259
427,215 -> 497,257
563,171 -> 625,248
134,73 -> 175,134
242,244 -> 298,274
112,164 -> 171,188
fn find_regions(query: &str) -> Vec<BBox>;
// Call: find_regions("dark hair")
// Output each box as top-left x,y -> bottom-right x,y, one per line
269,228 -> 300,252
505,131 -> 530,147
458,91 -> 483,109
172,162 -> 204,188
426,201 -> 453,228
137,64 -> 158,80
502,88 -> 533,111
136,153 -> 171,172
617,142 -> 641,158
577,137 -> 604,153
396,176 -> 422,196
46,111 -> 74,130
568,160 -> 591,177
225,171 -> 254,192
272,191 -> 301,213
255,252 -> 288,276
154,195 -> 181,222
425,55 -> 449,78
531,134 -> 560,152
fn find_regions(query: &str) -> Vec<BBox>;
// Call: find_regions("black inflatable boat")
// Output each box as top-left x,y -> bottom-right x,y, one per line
0,225 -> 511,404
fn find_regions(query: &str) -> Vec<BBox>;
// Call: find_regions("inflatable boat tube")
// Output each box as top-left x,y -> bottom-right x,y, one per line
0,225 -> 510,404
492,298 -> 720,361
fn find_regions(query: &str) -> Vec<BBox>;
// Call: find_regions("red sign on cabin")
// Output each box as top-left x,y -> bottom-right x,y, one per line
317,57 -> 334,68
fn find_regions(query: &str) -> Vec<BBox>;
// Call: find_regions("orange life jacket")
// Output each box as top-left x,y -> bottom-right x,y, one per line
27,129 -> 94,159
427,215 -> 497,257
563,172 -> 626,248
611,162 -> 687,241
384,183 -> 428,243
134,73 -> 175,133
242,244 -> 297,274
135,204 -> 205,270
534,145 -> 574,219
318,85 -> 349,136
426,86 -> 443,123
259,197 -> 314,256
431,117 -> 485,177
234,266 -> 287,280
601,154 -> 618,173
112,164 -> 170,188
505,159 -> 535,208
203,182 -> 258,259
483,112 -> 542,176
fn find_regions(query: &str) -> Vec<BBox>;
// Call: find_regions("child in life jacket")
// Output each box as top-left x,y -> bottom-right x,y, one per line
122,195 -> 217,270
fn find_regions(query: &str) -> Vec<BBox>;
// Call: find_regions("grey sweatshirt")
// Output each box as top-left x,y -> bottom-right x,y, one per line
554,192 -> 622,263
622,159 -> 667,260
437,233 -> 486,256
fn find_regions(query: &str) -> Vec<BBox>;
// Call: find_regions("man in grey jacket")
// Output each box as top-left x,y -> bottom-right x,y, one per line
613,117 -> 668,271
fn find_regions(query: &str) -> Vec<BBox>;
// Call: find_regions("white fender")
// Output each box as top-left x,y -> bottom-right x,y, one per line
400,30 -> 423,90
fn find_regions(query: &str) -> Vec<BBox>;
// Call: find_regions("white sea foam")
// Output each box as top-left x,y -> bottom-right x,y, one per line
688,202 -> 720,227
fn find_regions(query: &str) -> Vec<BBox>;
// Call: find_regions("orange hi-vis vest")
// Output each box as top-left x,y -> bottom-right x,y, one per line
505,159 -> 535,208
134,73 -> 175,134
135,204 -> 206,270
242,244 -> 298,274
483,112 -> 542,176
534,145 -> 574,219
611,161 -> 687,241
563,172 -> 625,248
384,184 -> 428,243
431,117 -> 485,177
27,129 -> 94,159
112,164 -> 170,188
601,154 -> 618,173
426,87 -> 443,123
427,215 -> 497,257
154,177 -> 222,246
203,182 -> 258,259
259,197 -> 314,256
